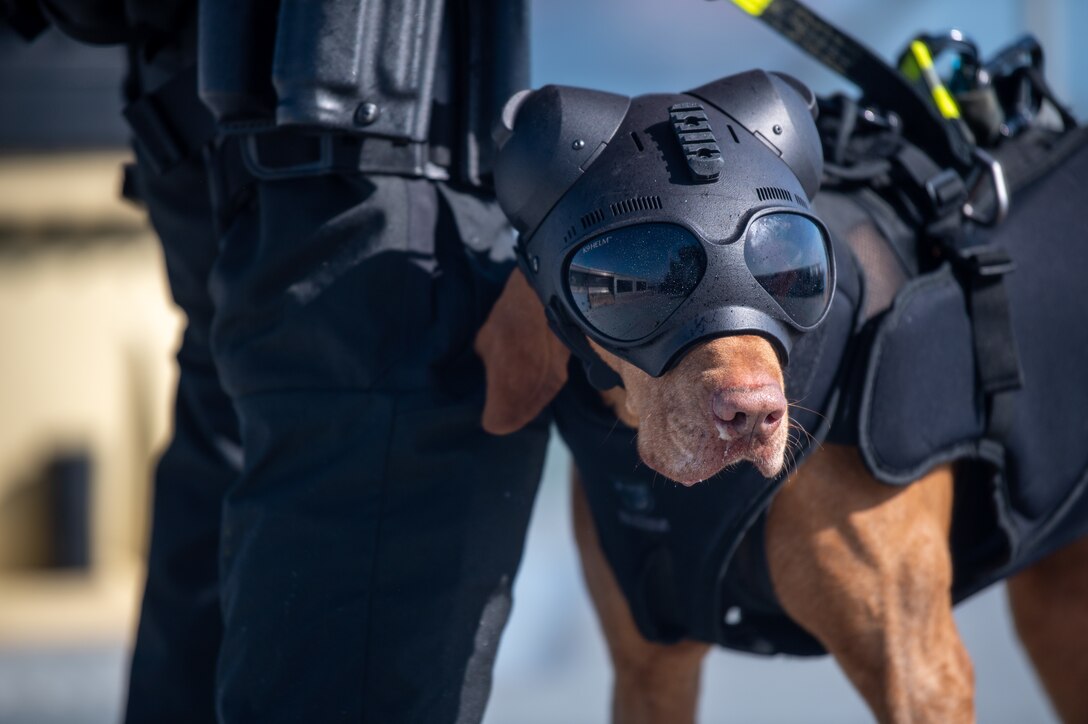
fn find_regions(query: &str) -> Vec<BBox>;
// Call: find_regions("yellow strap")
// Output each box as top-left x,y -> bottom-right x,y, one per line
909,40 -> 961,119
909,40 -> 935,69
932,86 -> 961,119
732,0 -> 774,17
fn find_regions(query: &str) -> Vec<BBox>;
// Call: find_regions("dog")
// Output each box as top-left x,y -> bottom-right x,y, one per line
473,141 -> 1088,724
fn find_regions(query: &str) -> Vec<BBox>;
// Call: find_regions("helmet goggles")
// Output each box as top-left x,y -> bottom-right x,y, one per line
496,70 -> 836,378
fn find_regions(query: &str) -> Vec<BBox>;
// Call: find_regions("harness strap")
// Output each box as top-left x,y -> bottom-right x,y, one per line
956,245 -> 1022,441
545,300 -> 625,391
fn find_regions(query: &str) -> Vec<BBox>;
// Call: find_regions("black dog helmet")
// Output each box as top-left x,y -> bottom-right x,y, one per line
493,70 -> 834,379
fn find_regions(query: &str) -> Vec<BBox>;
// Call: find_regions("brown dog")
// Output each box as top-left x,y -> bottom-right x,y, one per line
475,266 -> 1088,724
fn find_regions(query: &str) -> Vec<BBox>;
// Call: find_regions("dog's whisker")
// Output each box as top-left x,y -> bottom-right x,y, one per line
787,419 -> 823,455
783,426 -> 803,460
783,442 -> 798,474
787,400 -> 828,424
788,419 -> 816,446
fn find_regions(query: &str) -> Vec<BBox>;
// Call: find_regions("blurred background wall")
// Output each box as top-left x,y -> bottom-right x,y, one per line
0,16 -> 182,724
0,1 -> 1082,722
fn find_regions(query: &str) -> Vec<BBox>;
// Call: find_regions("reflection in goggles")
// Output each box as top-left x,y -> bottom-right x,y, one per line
565,214 -> 831,342
567,224 -> 706,341
744,213 -> 831,327
567,267 -> 651,308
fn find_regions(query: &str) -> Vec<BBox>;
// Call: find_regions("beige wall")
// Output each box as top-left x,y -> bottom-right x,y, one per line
0,153 -> 182,646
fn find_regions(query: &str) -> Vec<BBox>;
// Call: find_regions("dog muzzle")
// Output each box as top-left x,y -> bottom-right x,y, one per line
493,69 -> 836,378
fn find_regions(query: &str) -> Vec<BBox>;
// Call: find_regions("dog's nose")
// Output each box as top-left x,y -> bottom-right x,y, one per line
711,386 -> 787,441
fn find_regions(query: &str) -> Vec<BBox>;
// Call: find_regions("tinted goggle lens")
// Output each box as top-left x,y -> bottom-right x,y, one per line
567,223 -> 706,341
743,213 -> 832,327
565,214 -> 831,341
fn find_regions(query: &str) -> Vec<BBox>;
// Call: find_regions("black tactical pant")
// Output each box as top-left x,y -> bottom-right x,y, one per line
123,113 -> 548,723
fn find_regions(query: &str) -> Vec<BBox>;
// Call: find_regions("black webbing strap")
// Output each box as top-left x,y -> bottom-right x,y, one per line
542,298 -> 625,392
123,66 -> 216,176
726,0 -> 975,173
956,245 -> 1023,441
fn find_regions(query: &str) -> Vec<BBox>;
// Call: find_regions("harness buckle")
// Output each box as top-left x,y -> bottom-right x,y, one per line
923,167 -> 967,219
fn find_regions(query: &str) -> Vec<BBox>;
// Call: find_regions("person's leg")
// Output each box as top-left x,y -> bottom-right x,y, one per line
208,169 -> 548,723
125,147 -> 239,723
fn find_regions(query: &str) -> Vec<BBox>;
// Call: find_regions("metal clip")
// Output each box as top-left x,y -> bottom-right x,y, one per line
962,147 -> 1009,226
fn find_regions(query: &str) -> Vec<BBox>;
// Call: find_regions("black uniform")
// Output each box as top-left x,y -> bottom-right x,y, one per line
17,1 -> 547,722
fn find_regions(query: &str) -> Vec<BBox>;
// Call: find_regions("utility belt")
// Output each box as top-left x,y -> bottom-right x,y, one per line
125,65 -> 452,183
123,72 -> 454,241
125,0 -> 538,187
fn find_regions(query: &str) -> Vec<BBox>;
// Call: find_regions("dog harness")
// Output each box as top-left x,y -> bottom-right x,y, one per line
554,109 -> 1088,655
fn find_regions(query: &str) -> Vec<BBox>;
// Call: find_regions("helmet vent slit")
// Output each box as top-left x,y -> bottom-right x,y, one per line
610,196 -> 663,217
756,186 -> 794,203
793,192 -> 809,208
630,131 -> 645,152
580,208 -> 605,229
726,124 -> 740,144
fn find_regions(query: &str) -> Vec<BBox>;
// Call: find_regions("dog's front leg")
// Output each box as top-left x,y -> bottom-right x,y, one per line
572,466 -> 710,724
766,445 -> 974,723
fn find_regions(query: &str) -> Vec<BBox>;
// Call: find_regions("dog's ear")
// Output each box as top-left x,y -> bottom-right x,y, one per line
475,267 -> 569,434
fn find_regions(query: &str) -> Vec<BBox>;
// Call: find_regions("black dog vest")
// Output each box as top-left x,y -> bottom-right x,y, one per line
554,129 -> 1088,656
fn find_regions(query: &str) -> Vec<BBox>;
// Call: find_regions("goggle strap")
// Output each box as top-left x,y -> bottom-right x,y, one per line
545,302 -> 625,391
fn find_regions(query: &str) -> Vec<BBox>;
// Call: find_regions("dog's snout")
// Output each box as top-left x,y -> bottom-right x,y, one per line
711,386 -> 787,441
